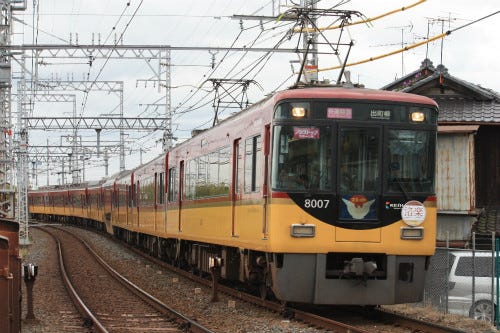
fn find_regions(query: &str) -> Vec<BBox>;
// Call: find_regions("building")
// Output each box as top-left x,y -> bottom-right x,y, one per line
383,59 -> 500,247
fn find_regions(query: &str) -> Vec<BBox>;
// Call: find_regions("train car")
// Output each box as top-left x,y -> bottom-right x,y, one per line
29,85 -> 438,305
87,183 -> 103,224
0,218 -> 21,333
32,188 -> 71,222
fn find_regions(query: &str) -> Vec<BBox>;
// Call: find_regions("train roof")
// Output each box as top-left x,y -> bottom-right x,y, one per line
100,169 -> 132,186
204,85 -> 438,130
271,85 -> 438,107
168,85 -> 438,153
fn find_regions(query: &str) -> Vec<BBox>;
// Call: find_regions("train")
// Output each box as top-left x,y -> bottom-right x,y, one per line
0,218 -> 21,333
29,84 -> 438,305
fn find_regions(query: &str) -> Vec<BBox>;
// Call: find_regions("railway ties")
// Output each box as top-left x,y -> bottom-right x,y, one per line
37,225 -> 214,333
27,223 -> 479,333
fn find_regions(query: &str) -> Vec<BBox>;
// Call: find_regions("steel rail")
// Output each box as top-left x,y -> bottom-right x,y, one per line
38,226 -> 109,333
38,225 -> 215,333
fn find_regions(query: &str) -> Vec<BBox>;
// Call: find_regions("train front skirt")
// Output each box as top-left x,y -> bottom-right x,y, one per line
270,253 -> 426,305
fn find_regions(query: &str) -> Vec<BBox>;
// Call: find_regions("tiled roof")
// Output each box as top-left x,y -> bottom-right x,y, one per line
382,59 -> 500,123
436,98 -> 500,123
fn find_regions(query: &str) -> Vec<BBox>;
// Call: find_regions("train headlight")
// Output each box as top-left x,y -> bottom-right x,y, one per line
291,107 -> 307,118
410,111 -> 425,122
401,227 -> 424,240
290,224 -> 315,237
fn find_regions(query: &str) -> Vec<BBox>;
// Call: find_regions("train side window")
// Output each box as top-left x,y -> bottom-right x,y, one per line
168,167 -> 178,203
140,177 -> 155,207
218,147 -> 231,195
244,135 -> 262,193
156,172 -> 165,205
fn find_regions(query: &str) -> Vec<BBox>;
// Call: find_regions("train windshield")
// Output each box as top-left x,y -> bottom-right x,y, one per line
272,125 -> 332,191
271,125 -> 435,194
339,127 -> 379,192
387,129 -> 435,193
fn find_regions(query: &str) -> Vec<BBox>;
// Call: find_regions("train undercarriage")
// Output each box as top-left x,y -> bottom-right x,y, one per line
32,213 -> 429,305
112,225 -> 273,298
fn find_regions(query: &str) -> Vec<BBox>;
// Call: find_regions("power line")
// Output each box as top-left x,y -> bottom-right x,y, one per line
314,10 -> 500,74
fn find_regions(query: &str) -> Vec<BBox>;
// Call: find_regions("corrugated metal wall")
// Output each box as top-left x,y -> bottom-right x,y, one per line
436,133 -> 475,212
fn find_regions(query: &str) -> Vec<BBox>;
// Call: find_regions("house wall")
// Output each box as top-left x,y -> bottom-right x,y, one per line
475,126 -> 500,208
436,131 -> 477,241
436,132 -> 475,213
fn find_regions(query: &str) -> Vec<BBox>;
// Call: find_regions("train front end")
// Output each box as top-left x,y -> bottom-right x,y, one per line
267,87 -> 438,305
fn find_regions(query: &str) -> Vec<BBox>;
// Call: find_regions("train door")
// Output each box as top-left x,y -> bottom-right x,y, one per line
262,125 -> 270,237
167,165 -> 177,233
154,171 -> 166,232
154,173 -> 158,231
337,125 -> 381,242
232,139 -> 243,237
178,160 -> 184,232
164,154 -> 169,233
85,188 -> 89,219
135,180 -> 140,227
127,184 -> 134,226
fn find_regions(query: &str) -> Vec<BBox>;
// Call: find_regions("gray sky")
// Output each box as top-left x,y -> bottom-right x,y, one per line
13,0 -> 500,184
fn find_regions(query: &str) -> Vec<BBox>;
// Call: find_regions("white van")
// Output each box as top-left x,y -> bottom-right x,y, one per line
447,251 -> 496,321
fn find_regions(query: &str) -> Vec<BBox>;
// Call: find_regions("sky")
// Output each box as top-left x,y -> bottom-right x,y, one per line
11,0 -> 500,186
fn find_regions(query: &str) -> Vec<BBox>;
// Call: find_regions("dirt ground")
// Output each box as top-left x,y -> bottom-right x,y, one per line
384,304 -> 499,333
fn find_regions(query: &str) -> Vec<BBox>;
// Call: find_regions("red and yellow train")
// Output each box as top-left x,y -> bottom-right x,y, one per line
29,85 -> 438,305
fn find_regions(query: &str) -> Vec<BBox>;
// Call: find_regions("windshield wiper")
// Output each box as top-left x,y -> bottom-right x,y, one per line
392,177 -> 410,201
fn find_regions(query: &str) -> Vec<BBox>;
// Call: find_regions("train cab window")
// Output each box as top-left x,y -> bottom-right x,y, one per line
272,125 -> 332,191
386,129 -> 435,193
244,135 -> 262,193
339,127 -> 379,193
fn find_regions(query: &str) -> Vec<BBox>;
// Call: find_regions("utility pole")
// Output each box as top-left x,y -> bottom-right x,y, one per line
0,0 -> 16,221
301,0 -> 319,83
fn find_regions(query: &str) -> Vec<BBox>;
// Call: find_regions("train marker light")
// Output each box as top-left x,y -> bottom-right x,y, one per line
290,224 -> 315,237
291,107 -> 306,118
410,111 -> 425,122
401,227 -> 424,240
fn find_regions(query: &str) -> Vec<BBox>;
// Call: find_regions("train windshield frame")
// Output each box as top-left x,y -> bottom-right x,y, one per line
271,100 -> 437,196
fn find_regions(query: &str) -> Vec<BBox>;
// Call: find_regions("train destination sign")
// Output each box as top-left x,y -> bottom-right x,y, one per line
293,127 -> 320,139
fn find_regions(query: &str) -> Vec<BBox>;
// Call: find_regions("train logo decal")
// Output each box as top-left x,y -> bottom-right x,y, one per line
385,201 -> 404,210
341,195 -> 376,220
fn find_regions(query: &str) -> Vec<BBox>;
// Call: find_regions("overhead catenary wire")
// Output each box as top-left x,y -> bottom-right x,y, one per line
311,10 -> 500,74
170,18 -> 290,114
29,0 -> 40,116
294,0 -> 427,33
172,18 -> 295,126
79,1 -> 141,117
173,19 -> 296,131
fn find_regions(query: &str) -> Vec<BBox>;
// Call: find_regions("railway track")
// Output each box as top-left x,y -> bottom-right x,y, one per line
113,235 -> 471,333
35,223 -> 477,333
38,225 -> 214,333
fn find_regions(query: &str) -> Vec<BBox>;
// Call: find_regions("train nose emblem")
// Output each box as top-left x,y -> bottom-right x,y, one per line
342,195 -> 375,219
